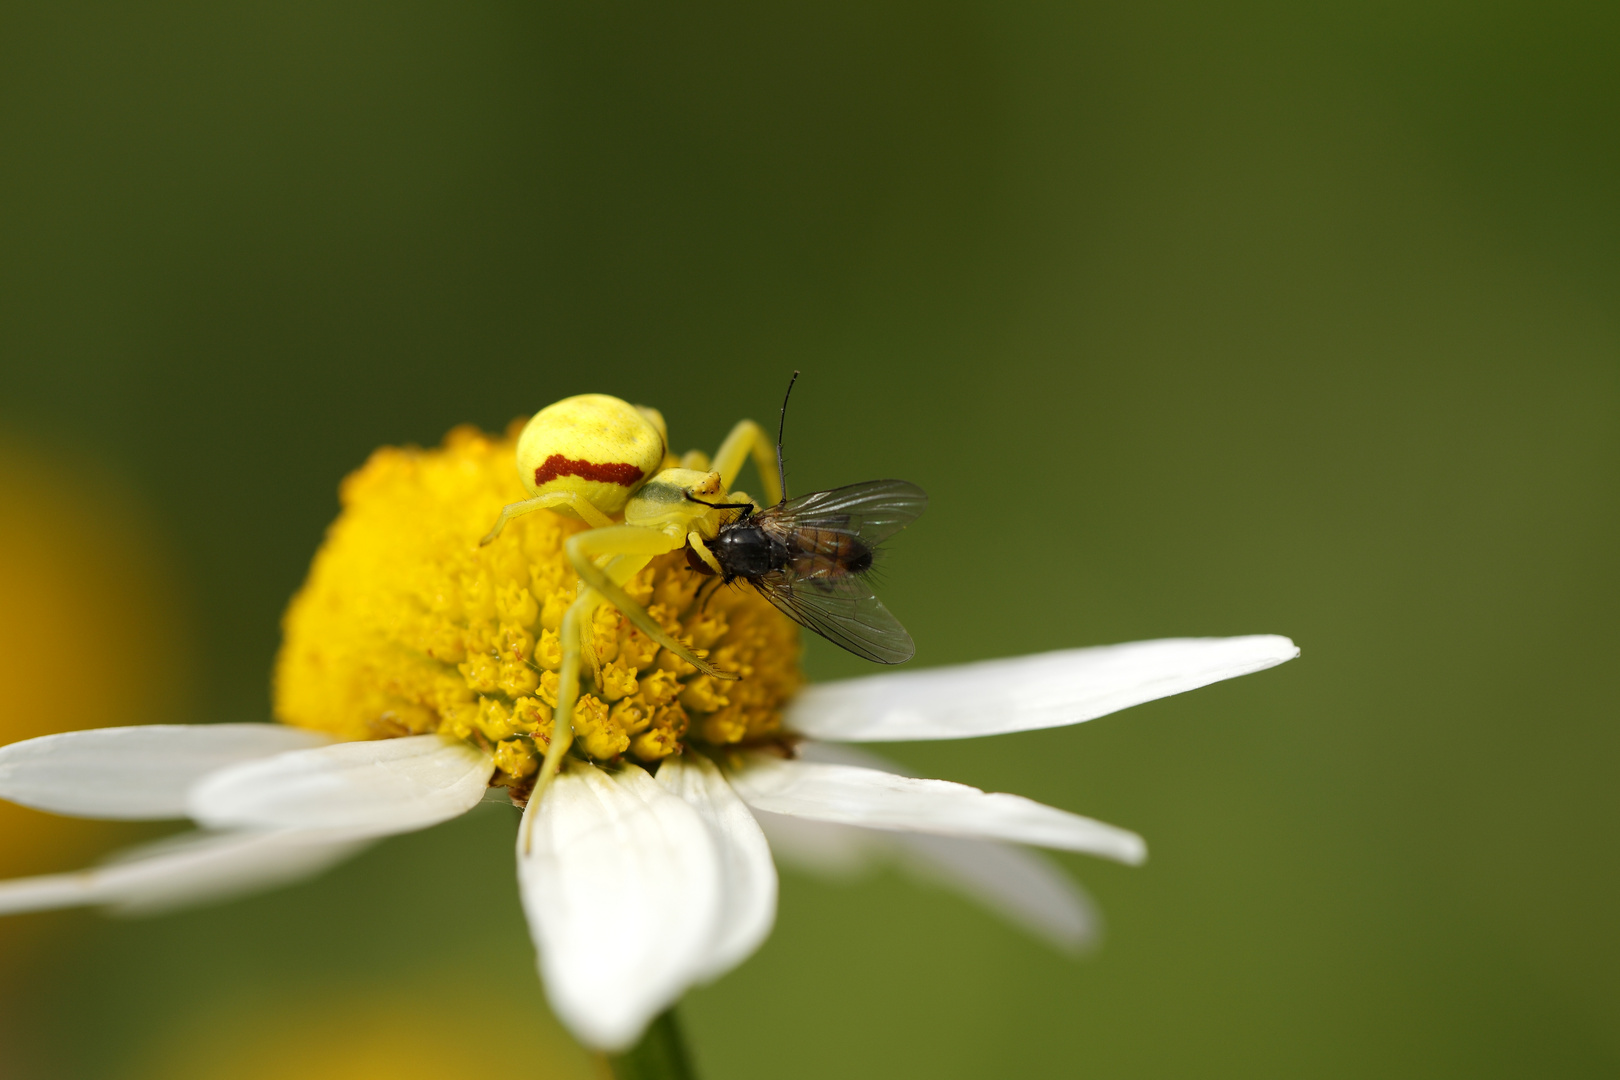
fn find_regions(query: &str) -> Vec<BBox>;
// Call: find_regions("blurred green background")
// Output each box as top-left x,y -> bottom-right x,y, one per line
1,1 -> 1616,1076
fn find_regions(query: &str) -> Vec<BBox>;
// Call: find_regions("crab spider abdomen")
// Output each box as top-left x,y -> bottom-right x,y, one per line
514,394 -> 668,520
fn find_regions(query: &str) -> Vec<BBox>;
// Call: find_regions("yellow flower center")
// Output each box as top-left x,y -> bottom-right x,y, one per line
274,424 -> 802,793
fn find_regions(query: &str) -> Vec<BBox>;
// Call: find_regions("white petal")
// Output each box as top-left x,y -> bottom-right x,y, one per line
896,832 -> 1100,953
754,812 -> 1097,951
0,872 -> 99,915
188,734 -> 492,834
0,724 -> 333,820
517,762 -> 722,1052
656,755 -> 778,981
795,739 -> 915,772
752,742 -> 930,875
752,809 -> 887,878
786,635 -> 1299,741
728,755 -> 1146,864
761,743 -> 1099,951
0,829 -> 370,917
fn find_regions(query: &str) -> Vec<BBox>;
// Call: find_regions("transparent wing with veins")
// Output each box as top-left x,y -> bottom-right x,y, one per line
757,479 -> 926,544
749,479 -> 926,665
753,571 -> 916,664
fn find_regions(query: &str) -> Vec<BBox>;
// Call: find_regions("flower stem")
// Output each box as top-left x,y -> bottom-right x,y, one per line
605,1010 -> 698,1080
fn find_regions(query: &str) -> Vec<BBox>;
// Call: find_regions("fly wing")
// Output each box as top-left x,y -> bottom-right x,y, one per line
762,480 -> 926,547
753,570 -> 916,665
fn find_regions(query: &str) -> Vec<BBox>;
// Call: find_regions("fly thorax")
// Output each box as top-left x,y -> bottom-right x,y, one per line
715,524 -> 781,578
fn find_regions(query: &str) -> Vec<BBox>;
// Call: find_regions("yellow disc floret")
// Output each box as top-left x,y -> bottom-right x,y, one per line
273,424 -> 800,794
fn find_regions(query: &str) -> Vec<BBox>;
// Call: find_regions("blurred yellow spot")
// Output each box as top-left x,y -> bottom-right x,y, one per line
133,981 -> 599,1080
0,442 -> 193,942
275,425 -> 801,790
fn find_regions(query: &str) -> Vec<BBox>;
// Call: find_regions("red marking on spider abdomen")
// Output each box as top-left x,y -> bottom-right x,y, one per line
534,454 -> 645,488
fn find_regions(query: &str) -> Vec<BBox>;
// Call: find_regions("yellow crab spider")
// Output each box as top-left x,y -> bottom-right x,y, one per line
480,393 -> 783,796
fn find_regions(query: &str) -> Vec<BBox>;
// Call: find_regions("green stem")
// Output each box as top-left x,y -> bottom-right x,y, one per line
605,1010 -> 698,1080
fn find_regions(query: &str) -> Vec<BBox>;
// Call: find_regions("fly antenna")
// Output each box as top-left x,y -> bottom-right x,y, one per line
775,370 -> 799,504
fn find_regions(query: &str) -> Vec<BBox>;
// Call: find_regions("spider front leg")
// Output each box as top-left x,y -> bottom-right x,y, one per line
479,490 -> 614,545
710,420 -> 783,506
536,592 -> 593,800
565,528 -> 739,681
534,524 -> 739,798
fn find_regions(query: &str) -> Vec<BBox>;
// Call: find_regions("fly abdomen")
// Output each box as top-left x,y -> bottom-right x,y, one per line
786,528 -> 873,576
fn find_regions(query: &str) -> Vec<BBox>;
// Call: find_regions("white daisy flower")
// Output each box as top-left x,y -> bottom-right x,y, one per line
0,426 -> 1297,1054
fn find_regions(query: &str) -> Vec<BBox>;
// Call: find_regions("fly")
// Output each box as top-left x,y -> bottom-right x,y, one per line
685,373 -> 926,664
